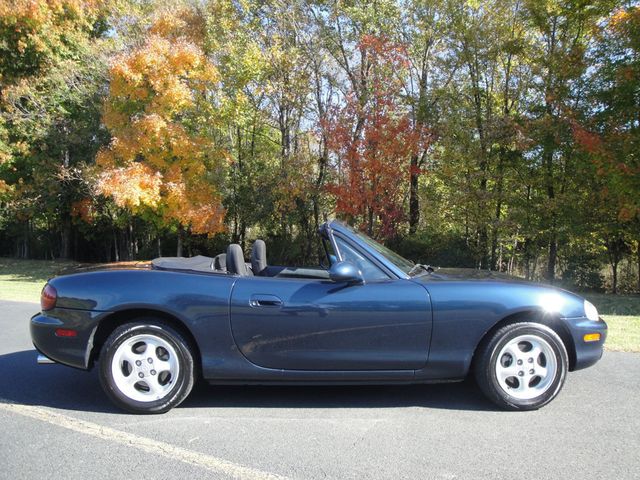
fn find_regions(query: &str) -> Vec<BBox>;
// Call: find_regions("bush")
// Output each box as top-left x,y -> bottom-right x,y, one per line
560,251 -> 605,292
391,231 -> 476,268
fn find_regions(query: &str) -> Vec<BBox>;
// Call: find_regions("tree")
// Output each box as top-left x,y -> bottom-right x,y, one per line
523,0 -> 613,282
586,5 -> 640,291
325,35 -> 430,239
95,7 -> 227,250
0,0 -> 111,258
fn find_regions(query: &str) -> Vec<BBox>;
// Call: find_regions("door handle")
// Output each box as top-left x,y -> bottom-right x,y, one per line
250,294 -> 283,308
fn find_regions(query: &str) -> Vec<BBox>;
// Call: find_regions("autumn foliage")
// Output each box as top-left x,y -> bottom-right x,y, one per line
95,10 -> 226,234
324,36 -> 430,239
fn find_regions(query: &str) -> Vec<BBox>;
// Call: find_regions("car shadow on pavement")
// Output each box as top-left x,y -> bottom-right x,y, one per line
184,381 -> 498,412
0,350 -> 117,413
0,350 -> 499,413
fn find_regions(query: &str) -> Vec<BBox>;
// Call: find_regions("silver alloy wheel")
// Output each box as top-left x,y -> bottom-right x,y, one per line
494,334 -> 558,400
111,333 -> 180,403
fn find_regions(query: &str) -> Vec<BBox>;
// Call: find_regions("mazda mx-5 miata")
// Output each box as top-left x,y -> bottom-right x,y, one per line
31,220 -> 607,413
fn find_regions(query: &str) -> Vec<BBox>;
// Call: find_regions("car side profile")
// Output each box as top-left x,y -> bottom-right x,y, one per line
31,220 -> 607,413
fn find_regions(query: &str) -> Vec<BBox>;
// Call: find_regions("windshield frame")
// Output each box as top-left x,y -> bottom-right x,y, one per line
328,221 -> 414,278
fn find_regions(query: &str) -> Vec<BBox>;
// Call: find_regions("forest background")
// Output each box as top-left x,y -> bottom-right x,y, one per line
1,0 -> 639,295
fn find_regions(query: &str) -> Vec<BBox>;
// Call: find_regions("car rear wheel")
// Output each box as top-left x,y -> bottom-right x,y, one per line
99,319 -> 195,414
474,322 -> 568,410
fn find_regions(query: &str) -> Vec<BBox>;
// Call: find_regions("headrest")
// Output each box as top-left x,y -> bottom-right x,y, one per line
226,244 -> 248,276
251,239 -> 267,275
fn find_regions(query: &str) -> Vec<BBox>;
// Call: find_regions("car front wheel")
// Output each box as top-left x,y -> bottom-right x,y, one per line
474,322 -> 568,410
99,319 -> 195,414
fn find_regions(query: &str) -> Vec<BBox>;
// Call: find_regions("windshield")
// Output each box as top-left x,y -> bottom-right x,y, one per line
340,224 -> 415,275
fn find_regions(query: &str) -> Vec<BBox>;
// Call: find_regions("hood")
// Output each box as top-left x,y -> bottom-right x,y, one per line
414,267 -> 534,284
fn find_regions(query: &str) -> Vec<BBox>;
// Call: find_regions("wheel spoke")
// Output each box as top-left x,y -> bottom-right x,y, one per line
514,377 -> 530,393
121,349 -> 142,367
126,373 -> 141,387
144,339 -> 160,357
536,365 -> 548,379
529,345 -> 543,363
146,377 -> 163,397
155,359 -> 172,373
504,344 -> 521,361
497,365 -> 519,382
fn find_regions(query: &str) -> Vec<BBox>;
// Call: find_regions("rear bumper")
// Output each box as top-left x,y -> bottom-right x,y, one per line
564,316 -> 608,371
31,308 -> 104,370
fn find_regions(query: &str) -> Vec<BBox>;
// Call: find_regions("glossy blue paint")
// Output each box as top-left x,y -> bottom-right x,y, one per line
328,261 -> 364,284
30,219 -> 607,386
230,275 -> 431,370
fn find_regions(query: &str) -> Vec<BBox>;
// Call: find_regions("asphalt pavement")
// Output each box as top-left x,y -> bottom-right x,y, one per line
1,299 -> 639,480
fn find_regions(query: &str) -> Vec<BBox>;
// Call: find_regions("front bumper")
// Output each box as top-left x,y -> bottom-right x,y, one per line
31,308 -> 104,370
564,316 -> 608,371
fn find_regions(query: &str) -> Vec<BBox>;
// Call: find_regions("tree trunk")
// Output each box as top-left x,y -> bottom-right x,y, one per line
176,226 -> 183,257
113,231 -> 120,262
127,222 -> 134,260
60,218 -> 72,259
22,221 -> 30,259
636,238 -> 640,293
409,154 -> 420,235
547,238 -> 557,284
612,261 -> 618,295
157,236 -> 162,258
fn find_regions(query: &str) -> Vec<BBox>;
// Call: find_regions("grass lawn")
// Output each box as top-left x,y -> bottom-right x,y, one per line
1,258 -> 639,352
583,293 -> 640,352
0,258 -> 78,303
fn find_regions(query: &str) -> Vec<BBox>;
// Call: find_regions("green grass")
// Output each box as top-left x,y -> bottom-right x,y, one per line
583,293 -> 640,316
1,258 -> 639,351
0,258 -> 78,303
599,315 -> 640,352
582,293 -> 640,352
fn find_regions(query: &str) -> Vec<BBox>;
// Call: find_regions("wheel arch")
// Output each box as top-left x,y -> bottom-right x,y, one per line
88,308 -> 202,375
470,310 -> 577,374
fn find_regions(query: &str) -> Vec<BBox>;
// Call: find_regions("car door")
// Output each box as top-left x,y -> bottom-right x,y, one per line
229,268 -> 432,371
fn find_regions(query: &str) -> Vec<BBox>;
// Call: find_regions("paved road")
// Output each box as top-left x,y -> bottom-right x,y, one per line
1,300 -> 639,480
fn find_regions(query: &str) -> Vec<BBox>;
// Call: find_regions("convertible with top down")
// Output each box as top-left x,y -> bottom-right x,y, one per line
31,220 -> 607,413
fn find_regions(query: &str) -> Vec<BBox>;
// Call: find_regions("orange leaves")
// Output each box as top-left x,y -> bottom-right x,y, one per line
607,7 -> 640,50
571,123 -> 603,155
95,6 -> 226,235
96,163 -> 162,210
70,197 -> 95,223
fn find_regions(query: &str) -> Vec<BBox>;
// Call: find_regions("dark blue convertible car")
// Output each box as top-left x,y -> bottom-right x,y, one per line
31,220 -> 607,413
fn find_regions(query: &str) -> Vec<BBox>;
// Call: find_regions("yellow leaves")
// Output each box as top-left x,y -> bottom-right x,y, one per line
95,6 -> 227,235
149,5 -> 207,46
108,35 -> 219,118
0,1 -> 99,37
610,9 -> 630,28
96,163 -> 162,210
0,179 -> 12,195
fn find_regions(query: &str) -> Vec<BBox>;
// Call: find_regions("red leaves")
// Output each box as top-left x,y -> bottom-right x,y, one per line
571,123 -> 603,155
324,36 -> 430,239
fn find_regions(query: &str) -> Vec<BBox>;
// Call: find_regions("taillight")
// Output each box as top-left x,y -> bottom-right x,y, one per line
41,284 -> 57,311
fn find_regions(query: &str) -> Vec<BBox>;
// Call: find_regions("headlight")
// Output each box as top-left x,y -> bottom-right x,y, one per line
584,300 -> 599,321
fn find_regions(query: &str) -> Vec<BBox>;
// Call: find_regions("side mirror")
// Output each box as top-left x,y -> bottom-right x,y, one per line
329,261 -> 364,285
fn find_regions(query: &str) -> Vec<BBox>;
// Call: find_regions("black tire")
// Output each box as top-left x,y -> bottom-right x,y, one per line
99,319 -> 195,414
474,322 -> 568,411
